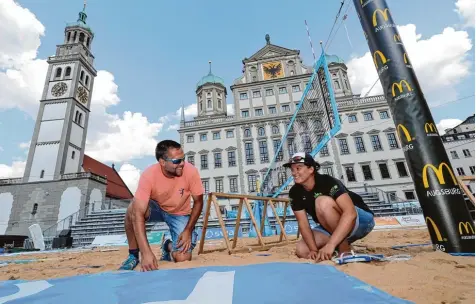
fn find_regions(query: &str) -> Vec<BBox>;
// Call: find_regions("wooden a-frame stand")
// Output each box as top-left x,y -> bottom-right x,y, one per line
198,192 -> 297,255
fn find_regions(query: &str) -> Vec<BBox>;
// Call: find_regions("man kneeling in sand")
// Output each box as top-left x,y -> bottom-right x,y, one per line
284,152 -> 375,262
119,140 -> 204,271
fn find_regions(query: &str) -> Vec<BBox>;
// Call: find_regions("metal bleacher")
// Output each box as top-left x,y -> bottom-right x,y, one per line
67,191 -> 419,247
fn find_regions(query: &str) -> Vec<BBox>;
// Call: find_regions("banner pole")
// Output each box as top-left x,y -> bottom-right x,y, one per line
351,0 -> 475,254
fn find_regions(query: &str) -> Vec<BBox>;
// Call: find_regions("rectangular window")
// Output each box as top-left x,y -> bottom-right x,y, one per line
463,149 -> 472,157
282,105 -> 290,112
363,112 -> 373,121
187,135 -> 194,143
322,167 -> 333,176
240,93 -> 248,100
279,87 -> 287,94
386,133 -> 399,149
248,175 -> 257,192
214,152 -> 222,168
345,166 -> 356,182
302,134 -> 312,153
252,91 -> 261,98
354,137 -> 366,153
200,134 -> 207,141
292,85 -> 300,92
362,164 -> 373,180
370,135 -> 383,151
273,139 -> 283,161
200,155 -> 208,170
245,142 -> 254,165
259,140 -> 269,163
187,155 -> 194,165
379,110 -> 390,119
470,166 -> 475,174
202,180 -> 209,193
395,161 -> 408,177
457,167 -> 465,175
339,138 -> 350,154
287,138 -> 296,158
404,191 -> 416,200
215,179 -> 223,192
265,89 -> 273,96
255,108 -> 263,116
228,151 -> 236,167
450,151 -> 459,159
379,163 -> 391,179
241,110 -> 249,117
226,130 -> 234,138
213,132 -> 220,140
320,144 -> 329,156
268,106 -> 276,114
348,114 -> 357,123
229,177 -> 238,193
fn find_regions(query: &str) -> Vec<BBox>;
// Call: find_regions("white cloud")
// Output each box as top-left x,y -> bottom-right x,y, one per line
455,0 -> 475,28
167,124 -> 179,131
0,160 -> 26,179
347,24 -> 473,100
117,163 -> 141,194
0,147 -> 3,152
436,118 -> 463,134
19,141 -> 30,149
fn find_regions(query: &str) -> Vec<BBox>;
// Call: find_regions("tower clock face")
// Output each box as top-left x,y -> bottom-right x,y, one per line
77,86 -> 89,104
51,82 -> 68,97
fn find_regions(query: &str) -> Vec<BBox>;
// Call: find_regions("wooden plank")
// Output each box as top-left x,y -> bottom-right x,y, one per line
268,199 -> 288,241
232,198 -> 243,249
243,198 -> 265,247
198,195 -> 213,255
211,195 -> 233,254
209,192 -> 290,202
459,175 -> 475,182
280,201 -> 290,242
260,200 -> 268,236
458,178 -> 475,205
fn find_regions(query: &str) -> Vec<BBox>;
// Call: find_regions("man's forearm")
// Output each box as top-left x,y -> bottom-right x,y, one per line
132,209 -> 151,253
185,200 -> 203,231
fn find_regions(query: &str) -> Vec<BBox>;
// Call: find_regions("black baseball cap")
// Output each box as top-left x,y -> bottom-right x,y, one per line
283,152 -> 320,169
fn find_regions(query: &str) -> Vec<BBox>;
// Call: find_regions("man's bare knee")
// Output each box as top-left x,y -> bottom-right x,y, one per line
173,252 -> 192,263
295,241 -> 309,259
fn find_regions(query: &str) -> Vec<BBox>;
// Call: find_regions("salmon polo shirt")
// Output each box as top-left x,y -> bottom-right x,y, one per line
134,162 -> 204,215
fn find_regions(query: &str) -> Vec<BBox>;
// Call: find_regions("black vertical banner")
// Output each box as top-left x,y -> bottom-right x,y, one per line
353,0 -> 474,253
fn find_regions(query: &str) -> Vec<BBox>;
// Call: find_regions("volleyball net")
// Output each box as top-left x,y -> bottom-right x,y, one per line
260,51 -> 341,197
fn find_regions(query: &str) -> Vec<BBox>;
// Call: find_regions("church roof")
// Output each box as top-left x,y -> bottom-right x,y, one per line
243,34 -> 299,64
325,54 -> 345,64
82,155 -> 133,200
196,61 -> 225,90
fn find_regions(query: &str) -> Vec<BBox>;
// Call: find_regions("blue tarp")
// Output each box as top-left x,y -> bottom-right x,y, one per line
195,226 -> 243,240
248,201 -> 273,237
0,262 -> 412,303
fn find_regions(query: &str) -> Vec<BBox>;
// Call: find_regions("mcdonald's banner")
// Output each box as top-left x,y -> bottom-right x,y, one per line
353,0 -> 474,253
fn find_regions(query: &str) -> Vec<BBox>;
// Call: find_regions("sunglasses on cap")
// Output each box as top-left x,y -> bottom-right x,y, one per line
164,157 -> 185,165
290,155 -> 306,163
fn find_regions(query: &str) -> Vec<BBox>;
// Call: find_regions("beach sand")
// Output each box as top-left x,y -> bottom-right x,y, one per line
1,228 -> 474,303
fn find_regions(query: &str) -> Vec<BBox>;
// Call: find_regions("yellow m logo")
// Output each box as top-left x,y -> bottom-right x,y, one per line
396,124 -> 412,143
373,50 -> 388,69
424,123 -> 437,133
391,80 -> 412,97
422,162 -> 458,189
372,8 -> 390,27
459,222 -> 475,235
426,217 -> 443,242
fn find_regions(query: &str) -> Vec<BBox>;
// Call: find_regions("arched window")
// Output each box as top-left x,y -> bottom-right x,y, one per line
217,99 -> 221,108
272,125 -> 279,134
258,127 -> 265,136
75,111 -> 79,123
67,32 -> 71,42
73,31 -> 77,42
200,101 -> 203,111
31,203 -> 38,215
72,151 -> 75,159
86,37 -> 91,47
78,113 -> 83,125
79,32 -> 85,43
40,170 -> 45,178
85,75 -> 89,86
244,128 -> 251,137
80,71 -> 84,81
65,67 -> 71,77
55,68 -> 62,78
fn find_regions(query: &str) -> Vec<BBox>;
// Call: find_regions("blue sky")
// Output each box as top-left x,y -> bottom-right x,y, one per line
0,0 -> 474,187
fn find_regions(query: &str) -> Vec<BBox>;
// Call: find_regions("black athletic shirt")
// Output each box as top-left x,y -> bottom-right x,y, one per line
289,173 -> 373,225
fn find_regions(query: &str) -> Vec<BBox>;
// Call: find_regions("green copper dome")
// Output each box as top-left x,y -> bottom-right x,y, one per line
325,54 -> 345,64
196,61 -> 225,89
66,5 -> 94,35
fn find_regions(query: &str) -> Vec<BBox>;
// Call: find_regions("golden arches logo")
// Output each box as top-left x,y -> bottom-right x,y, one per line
426,217 -> 443,242
373,51 -> 388,69
394,34 -> 402,42
372,8 -> 390,27
391,80 -> 412,97
459,222 -> 475,235
396,124 -> 412,143
424,123 -> 437,133
422,162 -> 458,189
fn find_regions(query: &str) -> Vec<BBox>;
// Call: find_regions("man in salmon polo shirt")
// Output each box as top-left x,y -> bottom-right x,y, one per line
119,140 -> 204,271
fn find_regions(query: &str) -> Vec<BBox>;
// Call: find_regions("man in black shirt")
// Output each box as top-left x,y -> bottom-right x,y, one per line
284,152 -> 375,261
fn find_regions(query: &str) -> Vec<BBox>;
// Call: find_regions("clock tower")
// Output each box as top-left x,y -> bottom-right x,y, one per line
23,4 -> 97,182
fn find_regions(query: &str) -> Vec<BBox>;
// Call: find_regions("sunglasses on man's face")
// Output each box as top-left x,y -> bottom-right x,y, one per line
165,157 -> 185,165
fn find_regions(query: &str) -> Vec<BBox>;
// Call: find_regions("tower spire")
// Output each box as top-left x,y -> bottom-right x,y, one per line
208,60 -> 212,75
78,0 -> 88,24
181,102 -> 185,122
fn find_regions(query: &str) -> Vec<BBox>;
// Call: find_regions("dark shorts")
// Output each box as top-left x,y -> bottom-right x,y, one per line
312,206 -> 375,244
146,200 -> 198,253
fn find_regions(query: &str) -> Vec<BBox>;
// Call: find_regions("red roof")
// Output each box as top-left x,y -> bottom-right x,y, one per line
82,154 -> 133,200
